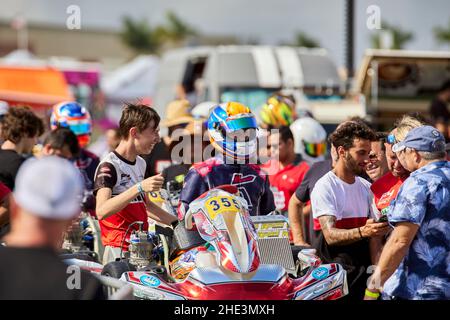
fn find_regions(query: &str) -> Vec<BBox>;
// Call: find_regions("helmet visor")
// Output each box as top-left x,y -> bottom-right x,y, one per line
226,115 -> 257,132
304,141 -> 327,158
69,121 -> 91,136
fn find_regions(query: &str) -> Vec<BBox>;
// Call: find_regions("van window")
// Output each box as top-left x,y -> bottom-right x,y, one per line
181,57 -> 206,94
298,52 -> 343,96
220,87 -> 277,114
217,53 -> 259,86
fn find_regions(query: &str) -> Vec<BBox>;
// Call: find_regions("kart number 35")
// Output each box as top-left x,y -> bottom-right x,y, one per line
205,196 -> 240,219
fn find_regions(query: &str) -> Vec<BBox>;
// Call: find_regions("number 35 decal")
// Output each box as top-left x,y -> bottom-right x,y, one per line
205,196 -> 241,218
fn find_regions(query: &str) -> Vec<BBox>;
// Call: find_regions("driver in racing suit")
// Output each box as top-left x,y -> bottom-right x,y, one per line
178,102 -> 275,220
50,101 -> 100,214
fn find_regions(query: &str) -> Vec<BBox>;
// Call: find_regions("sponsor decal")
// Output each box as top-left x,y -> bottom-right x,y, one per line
257,230 -> 289,239
312,279 -> 333,295
100,166 -> 111,173
311,267 -> 329,280
231,173 -> 256,185
139,274 -> 161,287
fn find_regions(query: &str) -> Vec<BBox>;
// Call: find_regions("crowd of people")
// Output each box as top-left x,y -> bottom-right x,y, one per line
0,90 -> 448,300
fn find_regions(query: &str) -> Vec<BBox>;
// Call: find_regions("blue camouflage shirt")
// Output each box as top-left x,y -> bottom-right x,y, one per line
384,160 -> 450,300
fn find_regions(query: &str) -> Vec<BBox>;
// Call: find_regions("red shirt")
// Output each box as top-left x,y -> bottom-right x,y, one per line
99,202 -> 148,250
94,152 -> 149,250
265,156 -> 309,212
371,171 -> 407,215
0,182 -> 11,201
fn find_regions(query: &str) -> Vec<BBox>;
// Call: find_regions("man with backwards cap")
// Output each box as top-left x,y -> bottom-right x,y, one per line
0,156 -> 105,299
366,126 -> 450,300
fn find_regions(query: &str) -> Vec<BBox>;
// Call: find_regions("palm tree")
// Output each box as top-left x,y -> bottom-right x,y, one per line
164,11 -> 197,42
370,21 -> 414,49
434,19 -> 450,45
294,32 -> 321,48
120,16 -> 161,54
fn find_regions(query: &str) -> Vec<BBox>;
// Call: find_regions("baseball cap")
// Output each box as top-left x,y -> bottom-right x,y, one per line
14,156 -> 83,220
392,125 -> 446,153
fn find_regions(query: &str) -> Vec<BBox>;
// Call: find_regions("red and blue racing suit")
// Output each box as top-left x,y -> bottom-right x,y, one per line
178,157 -> 275,220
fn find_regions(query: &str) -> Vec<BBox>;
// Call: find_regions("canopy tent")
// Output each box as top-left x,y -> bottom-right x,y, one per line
101,55 -> 159,104
2,49 -> 40,65
0,66 -> 73,111
100,55 -> 159,123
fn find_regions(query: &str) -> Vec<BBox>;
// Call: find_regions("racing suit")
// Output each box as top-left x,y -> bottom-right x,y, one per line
76,148 -> 100,214
178,157 -> 275,220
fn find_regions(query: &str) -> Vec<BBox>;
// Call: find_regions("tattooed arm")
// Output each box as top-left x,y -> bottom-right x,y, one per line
318,215 -> 362,246
319,216 -> 390,246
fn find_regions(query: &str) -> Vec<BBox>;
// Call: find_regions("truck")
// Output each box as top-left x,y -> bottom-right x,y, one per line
354,49 -> 450,130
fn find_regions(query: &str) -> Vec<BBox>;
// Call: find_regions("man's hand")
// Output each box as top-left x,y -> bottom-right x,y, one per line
361,219 -> 390,238
141,174 -> 164,192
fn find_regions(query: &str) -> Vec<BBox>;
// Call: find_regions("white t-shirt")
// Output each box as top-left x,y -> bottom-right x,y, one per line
311,171 -> 374,229
94,151 -> 146,198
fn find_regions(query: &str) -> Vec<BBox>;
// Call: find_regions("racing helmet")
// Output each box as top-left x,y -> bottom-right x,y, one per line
50,101 -> 92,148
207,102 -> 258,161
260,93 -> 296,128
290,117 -> 327,165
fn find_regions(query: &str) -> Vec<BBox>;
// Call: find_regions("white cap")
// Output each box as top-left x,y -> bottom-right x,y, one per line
0,101 -> 9,116
14,156 -> 83,220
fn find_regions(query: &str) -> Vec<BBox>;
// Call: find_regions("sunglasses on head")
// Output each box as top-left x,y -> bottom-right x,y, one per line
386,134 -> 397,145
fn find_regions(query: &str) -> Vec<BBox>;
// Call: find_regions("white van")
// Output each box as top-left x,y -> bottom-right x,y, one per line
154,45 -> 366,126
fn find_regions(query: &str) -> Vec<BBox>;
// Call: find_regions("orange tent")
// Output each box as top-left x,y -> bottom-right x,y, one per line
0,66 -> 73,111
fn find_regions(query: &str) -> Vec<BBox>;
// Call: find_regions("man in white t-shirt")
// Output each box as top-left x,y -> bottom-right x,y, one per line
311,121 -> 390,300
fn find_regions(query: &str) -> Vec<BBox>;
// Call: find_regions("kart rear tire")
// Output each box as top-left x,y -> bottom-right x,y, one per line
101,261 -> 136,279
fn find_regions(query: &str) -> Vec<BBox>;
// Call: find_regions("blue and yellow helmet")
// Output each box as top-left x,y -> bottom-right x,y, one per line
207,102 -> 258,161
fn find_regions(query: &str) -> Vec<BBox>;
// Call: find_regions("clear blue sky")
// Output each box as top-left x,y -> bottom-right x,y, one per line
1,0 -> 449,68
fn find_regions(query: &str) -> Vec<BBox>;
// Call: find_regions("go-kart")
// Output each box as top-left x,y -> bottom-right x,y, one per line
60,211 -> 104,263
67,185 -> 348,300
